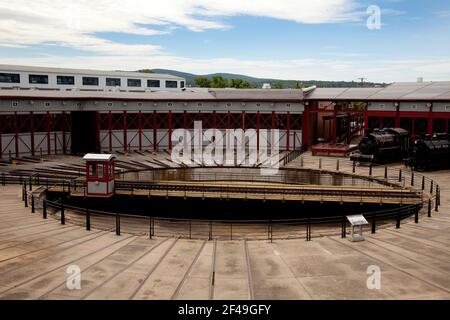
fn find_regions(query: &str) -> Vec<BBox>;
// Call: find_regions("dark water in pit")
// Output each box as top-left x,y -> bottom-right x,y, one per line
48,193 -> 413,221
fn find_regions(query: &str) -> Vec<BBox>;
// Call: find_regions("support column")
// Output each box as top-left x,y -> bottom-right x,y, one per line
123,111 -> 128,152
138,110 -> 143,151
46,111 -> 51,155
153,111 -> 157,151
30,111 -> 35,156
427,102 -> 433,135
286,111 -> 291,151
168,111 -> 173,150
108,111 -> 113,152
14,112 -> 19,157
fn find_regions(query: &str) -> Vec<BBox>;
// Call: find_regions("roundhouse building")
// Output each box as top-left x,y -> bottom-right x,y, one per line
0,65 -> 449,158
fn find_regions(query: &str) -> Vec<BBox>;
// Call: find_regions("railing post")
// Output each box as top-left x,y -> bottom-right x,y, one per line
307,218 -> 311,241
430,180 -> 433,194
336,159 -> 339,172
31,194 -> 35,213
29,176 -> 32,191
86,209 -> 91,231
396,212 -> 400,229
60,202 -> 65,225
421,176 -> 425,190
369,164 -> 373,176
436,185 -> 440,207
22,182 -> 26,201
398,169 -> 402,182
384,166 -> 388,179
209,220 -> 212,241
352,161 -> 356,173
116,213 -> 121,236
230,223 -> 233,241
414,206 -> 419,223
319,158 -> 322,170
411,171 -> 414,186
24,188 -> 28,208
42,199 -> 47,219
341,217 -> 346,238
371,213 -> 376,234
428,199 -> 432,217
435,197 -> 439,212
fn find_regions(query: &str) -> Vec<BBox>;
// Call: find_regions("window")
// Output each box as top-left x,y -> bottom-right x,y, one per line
45,102 -> 51,107
165,80 -> 178,88
446,106 -> 450,111
29,74 -> 48,84
89,164 -> 97,178
57,76 -> 75,85
147,80 -> 160,87
106,78 -> 121,86
411,104 -> 417,109
98,164 -> 104,179
0,73 -> 20,83
256,103 -> 261,107
180,81 -> 185,88
107,102 -> 113,107
12,101 -> 19,107
83,77 -> 99,86
127,79 -> 141,87
286,103 -> 291,107
198,103 -> 203,107
168,103 -> 173,107
227,103 -> 232,107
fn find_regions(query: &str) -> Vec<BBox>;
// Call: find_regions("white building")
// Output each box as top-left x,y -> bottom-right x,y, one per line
0,65 -> 185,92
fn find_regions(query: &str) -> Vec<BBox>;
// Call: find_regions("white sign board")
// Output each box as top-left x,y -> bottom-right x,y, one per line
347,214 -> 369,226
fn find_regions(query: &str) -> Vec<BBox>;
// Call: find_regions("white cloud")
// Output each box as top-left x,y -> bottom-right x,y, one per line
0,0 -> 361,54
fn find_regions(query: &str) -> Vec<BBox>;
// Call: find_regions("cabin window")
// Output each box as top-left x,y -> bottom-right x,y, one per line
0,73 -> 20,83
57,76 -> 75,85
127,79 -> 141,87
89,163 -> 97,178
29,74 -> 48,84
165,80 -> 178,88
180,81 -> 185,88
106,78 -> 121,86
147,80 -> 160,87
83,77 -> 99,86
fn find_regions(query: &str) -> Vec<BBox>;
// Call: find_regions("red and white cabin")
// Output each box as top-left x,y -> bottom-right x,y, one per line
83,153 -> 116,197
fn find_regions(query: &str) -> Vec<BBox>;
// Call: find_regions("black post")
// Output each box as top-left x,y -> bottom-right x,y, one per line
336,159 -> 339,172
307,218 -> 311,241
352,161 -> 356,173
415,206 -> 419,223
371,213 -> 376,234
29,176 -> 32,191
86,209 -> 91,231
60,202 -> 65,225
116,214 -> 121,236
430,180 -> 433,194
437,186 -> 440,206
384,166 -> 388,179
230,224 -> 233,241
341,218 -> 346,238
22,183 -> 25,201
398,169 -> 402,182
428,199 -> 432,217
2,172 -> 5,186
24,188 -> 28,208
369,164 -> 373,176
31,195 -> 35,213
411,171 -> 414,186
435,197 -> 439,212
396,212 -> 400,229
421,176 -> 425,190
42,199 -> 47,219
209,221 -> 212,241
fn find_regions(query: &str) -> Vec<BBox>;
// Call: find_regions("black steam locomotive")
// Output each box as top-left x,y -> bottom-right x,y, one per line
406,133 -> 450,170
350,128 -> 410,164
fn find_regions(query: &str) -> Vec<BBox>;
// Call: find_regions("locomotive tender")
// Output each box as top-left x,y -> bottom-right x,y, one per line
350,128 -> 410,164
407,133 -> 450,171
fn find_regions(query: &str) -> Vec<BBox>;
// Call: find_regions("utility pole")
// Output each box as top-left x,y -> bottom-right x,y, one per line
357,77 -> 367,88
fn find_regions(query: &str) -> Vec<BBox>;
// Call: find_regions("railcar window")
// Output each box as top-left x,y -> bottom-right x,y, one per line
0,73 -> 20,83
83,77 -> 99,86
57,76 -> 75,85
165,80 -> 178,88
106,78 -> 121,86
128,79 -> 141,87
29,74 -> 48,84
147,80 -> 160,87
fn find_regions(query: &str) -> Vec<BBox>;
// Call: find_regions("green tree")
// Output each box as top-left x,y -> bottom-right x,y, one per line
210,76 -> 229,88
195,76 -> 211,88
138,69 -> 154,73
229,78 -> 252,88
272,81 -> 284,89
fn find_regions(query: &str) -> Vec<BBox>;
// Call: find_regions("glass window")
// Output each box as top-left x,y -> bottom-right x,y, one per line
147,79 -> 160,87
29,74 -> 48,84
0,73 -> 20,83
57,75 -> 75,85
127,79 -> 141,87
83,77 -> 99,86
180,81 -> 185,88
89,163 -> 97,178
98,164 -> 104,179
165,80 -> 178,88
106,78 -> 121,86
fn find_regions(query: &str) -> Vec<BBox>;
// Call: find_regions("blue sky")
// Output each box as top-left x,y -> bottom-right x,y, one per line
0,0 -> 449,82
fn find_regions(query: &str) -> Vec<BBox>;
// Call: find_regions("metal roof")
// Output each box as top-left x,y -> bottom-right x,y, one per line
306,82 -> 450,101
83,153 -> 115,161
0,88 -> 304,101
0,64 -> 184,80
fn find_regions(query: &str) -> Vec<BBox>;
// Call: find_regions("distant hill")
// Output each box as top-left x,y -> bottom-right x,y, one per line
147,69 -> 387,88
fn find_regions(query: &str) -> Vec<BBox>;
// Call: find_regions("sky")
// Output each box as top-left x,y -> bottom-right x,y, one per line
0,0 -> 449,83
